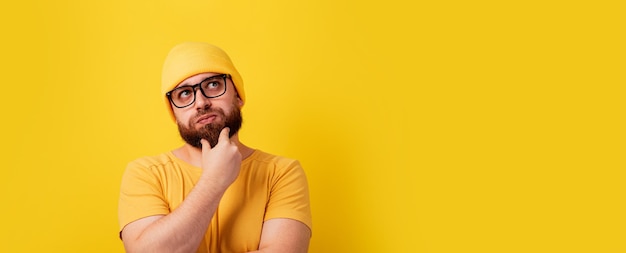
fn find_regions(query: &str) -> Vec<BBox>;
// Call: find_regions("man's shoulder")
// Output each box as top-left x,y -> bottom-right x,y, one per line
126,152 -> 177,171
246,150 -> 302,170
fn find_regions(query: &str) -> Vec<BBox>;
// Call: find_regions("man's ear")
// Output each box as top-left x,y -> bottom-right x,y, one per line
237,96 -> 244,107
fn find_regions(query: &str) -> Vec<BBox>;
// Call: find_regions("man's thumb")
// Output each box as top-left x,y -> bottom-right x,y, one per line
201,139 -> 211,151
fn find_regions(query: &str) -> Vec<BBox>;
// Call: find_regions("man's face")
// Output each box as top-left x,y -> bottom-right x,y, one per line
171,72 -> 243,148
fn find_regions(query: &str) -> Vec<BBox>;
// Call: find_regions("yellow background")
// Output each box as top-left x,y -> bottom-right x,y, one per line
1,0 -> 624,252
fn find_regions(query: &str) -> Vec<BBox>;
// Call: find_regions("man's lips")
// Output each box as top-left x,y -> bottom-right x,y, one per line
196,114 -> 218,124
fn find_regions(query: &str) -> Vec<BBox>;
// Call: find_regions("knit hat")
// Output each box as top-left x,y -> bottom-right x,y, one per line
161,42 -> 245,121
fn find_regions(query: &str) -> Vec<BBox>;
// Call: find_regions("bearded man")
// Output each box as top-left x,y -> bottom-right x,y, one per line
118,42 -> 312,253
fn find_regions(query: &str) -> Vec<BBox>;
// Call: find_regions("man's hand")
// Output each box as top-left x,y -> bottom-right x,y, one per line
200,127 -> 242,189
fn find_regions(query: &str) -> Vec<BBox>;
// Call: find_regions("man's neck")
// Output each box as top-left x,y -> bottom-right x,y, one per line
172,134 -> 255,168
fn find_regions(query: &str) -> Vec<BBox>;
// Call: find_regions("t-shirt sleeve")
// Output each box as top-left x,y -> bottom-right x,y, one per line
118,161 -> 170,232
264,160 -> 312,231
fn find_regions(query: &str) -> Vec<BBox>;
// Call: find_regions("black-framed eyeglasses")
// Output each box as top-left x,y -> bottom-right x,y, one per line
166,74 -> 230,108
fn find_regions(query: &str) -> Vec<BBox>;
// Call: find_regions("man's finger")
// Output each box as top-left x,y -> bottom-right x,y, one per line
218,127 -> 231,144
201,139 -> 211,152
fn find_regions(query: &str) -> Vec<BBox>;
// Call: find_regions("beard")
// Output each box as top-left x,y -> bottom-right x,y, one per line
177,103 -> 242,149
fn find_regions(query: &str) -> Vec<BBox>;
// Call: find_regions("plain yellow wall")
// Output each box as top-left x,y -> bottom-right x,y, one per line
1,0 -> 624,252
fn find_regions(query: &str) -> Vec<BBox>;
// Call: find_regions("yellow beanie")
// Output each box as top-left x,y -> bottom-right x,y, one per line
161,42 -> 245,121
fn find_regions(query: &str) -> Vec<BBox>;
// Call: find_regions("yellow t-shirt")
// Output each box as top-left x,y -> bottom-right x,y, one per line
118,150 -> 312,252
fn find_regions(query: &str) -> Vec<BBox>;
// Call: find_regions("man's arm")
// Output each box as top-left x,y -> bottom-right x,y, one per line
248,218 -> 312,253
121,128 -> 241,253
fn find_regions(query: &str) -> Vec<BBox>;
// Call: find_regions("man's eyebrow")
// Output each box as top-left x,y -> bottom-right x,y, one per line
176,79 -> 203,88
176,83 -> 194,88
176,75 -> 223,88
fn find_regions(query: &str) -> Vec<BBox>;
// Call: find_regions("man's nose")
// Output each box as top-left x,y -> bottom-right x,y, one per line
194,88 -> 211,108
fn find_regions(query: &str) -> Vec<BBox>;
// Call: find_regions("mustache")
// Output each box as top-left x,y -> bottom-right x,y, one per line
194,107 -> 225,120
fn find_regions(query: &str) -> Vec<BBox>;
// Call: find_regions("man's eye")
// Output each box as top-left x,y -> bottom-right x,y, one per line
207,82 -> 220,89
178,89 -> 192,98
